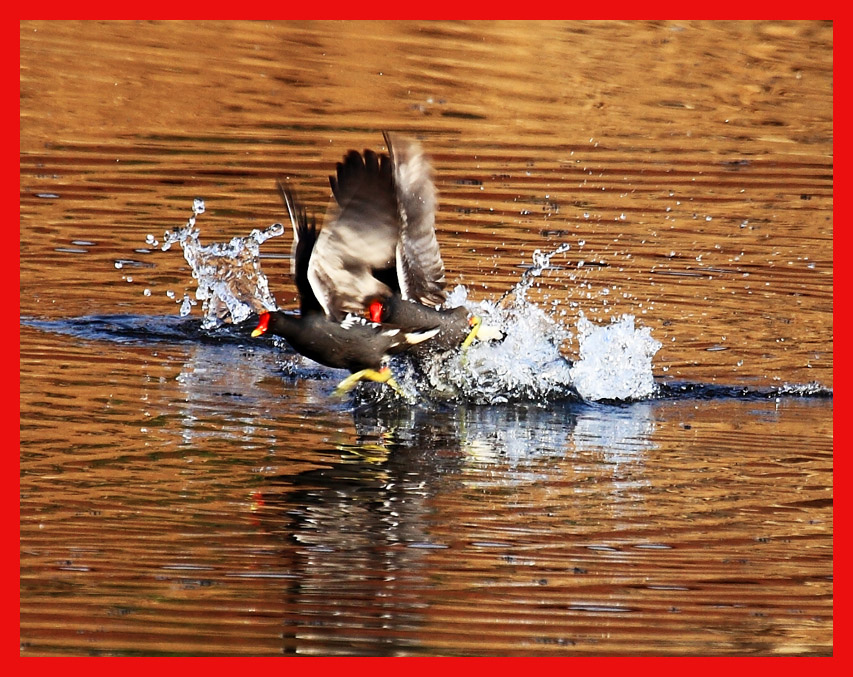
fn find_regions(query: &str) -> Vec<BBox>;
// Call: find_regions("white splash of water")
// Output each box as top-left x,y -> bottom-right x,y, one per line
409,287 -> 660,403
412,284 -> 574,404
569,312 -> 661,401
406,243 -> 661,404
159,199 -> 283,329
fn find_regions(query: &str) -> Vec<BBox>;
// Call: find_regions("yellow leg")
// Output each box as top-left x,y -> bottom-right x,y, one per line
460,315 -> 482,349
332,366 -> 406,398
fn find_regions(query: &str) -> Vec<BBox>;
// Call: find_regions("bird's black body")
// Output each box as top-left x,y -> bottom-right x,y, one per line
257,311 -> 436,373
371,295 -> 472,352
251,181 -> 438,379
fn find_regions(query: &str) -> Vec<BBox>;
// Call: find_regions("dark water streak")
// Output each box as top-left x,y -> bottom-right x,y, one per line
22,314 -> 833,403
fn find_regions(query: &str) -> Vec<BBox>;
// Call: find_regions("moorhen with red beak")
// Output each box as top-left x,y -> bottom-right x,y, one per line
306,132 -> 500,350
252,187 -> 438,397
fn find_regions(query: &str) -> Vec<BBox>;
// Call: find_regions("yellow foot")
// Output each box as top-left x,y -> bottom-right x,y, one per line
332,366 -> 407,398
461,315 -> 503,348
461,315 -> 482,349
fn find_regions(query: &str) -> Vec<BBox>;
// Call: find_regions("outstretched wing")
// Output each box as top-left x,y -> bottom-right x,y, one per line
385,132 -> 447,308
308,149 -> 400,320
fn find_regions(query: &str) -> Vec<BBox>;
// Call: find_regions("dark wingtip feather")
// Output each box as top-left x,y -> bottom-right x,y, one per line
275,182 -> 322,316
330,147 -> 394,206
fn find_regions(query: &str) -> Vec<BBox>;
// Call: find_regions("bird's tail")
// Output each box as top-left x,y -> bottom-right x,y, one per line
403,327 -> 440,345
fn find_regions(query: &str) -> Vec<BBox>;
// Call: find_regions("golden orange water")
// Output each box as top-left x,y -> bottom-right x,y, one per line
20,21 -> 832,655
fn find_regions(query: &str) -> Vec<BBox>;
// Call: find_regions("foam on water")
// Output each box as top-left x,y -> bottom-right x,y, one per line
403,286 -> 661,404
406,284 -> 576,404
398,244 -> 662,403
569,312 -> 662,402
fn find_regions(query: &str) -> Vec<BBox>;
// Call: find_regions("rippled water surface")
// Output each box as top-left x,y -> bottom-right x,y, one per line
20,20 -> 832,656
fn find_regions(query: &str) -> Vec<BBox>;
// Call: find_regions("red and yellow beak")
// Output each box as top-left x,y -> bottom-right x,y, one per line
251,312 -> 270,337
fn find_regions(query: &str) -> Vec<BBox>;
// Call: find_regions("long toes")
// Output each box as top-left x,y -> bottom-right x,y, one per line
331,370 -> 367,397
